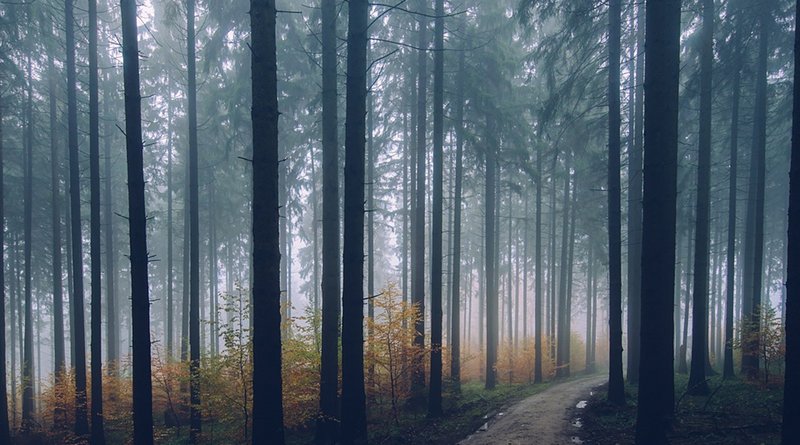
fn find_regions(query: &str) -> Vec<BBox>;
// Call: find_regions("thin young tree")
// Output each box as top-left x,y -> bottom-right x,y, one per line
340,0 -> 369,442
120,0 -> 154,441
250,0 -> 286,443
315,0 -> 340,442
635,0 -> 681,442
687,0 -> 714,396
607,0 -> 625,405
428,0 -> 445,417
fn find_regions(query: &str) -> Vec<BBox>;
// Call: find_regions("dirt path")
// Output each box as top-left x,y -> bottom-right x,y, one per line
458,374 -> 606,445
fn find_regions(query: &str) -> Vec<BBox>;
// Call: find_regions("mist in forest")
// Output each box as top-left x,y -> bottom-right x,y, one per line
1,0 -> 800,444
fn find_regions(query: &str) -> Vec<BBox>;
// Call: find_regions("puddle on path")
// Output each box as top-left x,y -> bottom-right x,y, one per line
571,418 -> 583,428
575,400 -> 587,409
571,436 -> 584,444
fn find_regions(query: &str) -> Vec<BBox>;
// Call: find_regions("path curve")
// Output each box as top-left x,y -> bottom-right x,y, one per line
458,374 -> 606,445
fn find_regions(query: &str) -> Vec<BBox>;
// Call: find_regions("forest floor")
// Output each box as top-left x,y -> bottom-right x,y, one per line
575,373 -> 784,444
457,374 -> 606,445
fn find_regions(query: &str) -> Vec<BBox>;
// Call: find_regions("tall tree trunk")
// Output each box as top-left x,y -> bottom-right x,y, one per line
341,0 -> 369,441
635,0 -> 681,441
120,0 -> 154,441
187,0 -> 202,439
250,0 -> 285,443
534,146 -> 544,383
626,0 -> 644,384
679,222 -> 693,374
166,81 -> 174,361
48,51 -> 67,427
741,0 -> 771,380
0,93 -> 8,445
89,0 -> 106,439
781,3 -> 800,440
450,40 -> 465,388
104,73 -> 118,373
556,154 -> 572,379
485,112 -> 498,390
723,4 -> 742,377
687,0 -> 714,395
586,241 -> 594,373
411,0 -> 428,401
607,0 -> 624,405
66,0 -> 89,435
367,72 -> 376,391
315,0 -> 340,441
428,0 -> 445,416
22,55 -> 35,431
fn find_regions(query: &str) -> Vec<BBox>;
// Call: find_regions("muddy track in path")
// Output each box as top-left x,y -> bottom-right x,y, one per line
458,374 -> 606,445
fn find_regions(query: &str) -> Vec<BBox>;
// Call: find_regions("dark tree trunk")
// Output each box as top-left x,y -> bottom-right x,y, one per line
688,0 -> 714,395
741,0 -> 770,380
485,113 -> 498,390
187,0 -> 202,439
607,0 -> 624,406
450,39 -> 466,388
723,0 -> 742,380
626,0 -> 644,385
315,0 -> 340,442
340,0 -> 369,442
534,146 -> 544,383
781,3 -> 800,441
428,0 -> 444,417
250,0 -> 286,443
66,0 -> 89,435
120,0 -> 155,441
635,0 -> 681,442
89,0 -> 106,440
411,0 -> 428,401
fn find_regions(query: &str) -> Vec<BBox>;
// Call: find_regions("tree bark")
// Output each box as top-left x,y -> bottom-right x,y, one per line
626,0 -> 644,385
120,0 -> 155,441
0,96 -> 7,441
687,0 -> 714,395
315,0 -> 340,441
485,113 -> 498,390
428,0 -> 445,417
411,0 -> 428,401
89,0 -> 106,439
66,0 -> 89,435
534,146 -> 544,383
723,0 -> 742,381
635,0 -> 681,441
450,37 -> 466,388
781,3 -> 800,441
341,0 -> 369,441
607,0 -> 624,406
